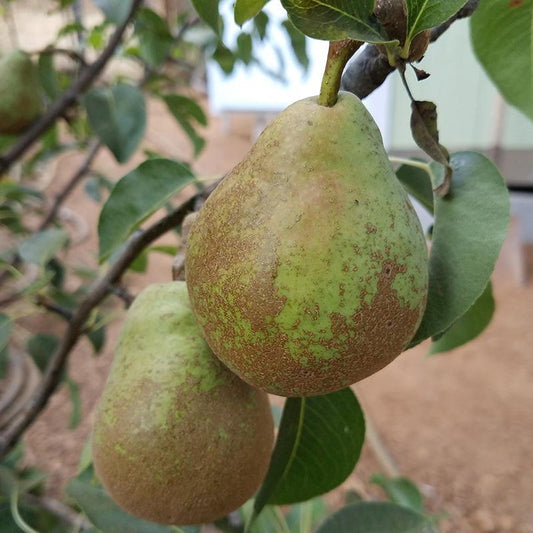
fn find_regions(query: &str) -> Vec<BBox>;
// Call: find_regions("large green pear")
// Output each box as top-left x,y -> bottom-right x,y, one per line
186,92 -> 428,397
0,50 -> 43,135
92,282 -> 274,525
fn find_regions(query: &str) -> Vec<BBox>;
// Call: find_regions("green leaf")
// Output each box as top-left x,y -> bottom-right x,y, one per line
285,498 -> 329,532
212,44 -> 237,74
470,0 -> 533,122
0,313 -> 12,353
370,474 -> 424,513
235,0 -> 269,25
37,54 -> 61,100
429,281 -> 494,355
97,159 -> 195,261
93,0 -> 132,24
190,0 -> 220,34
236,33 -> 253,65
253,11 -> 270,39
27,334 -> 59,372
279,0 -> 389,43
282,19 -> 309,70
135,8 -> 173,67
254,388 -> 365,517
316,502 -> 437,533
19,229 -> 68,266
162,95 -> 207,156
83,84 -> 146,163
86,323 -> 106,354
67,479 -> 177,533
406,0 -> 467,41
65,377 -> 82,429
395,161 -> 434,213
412,152 -> 509,344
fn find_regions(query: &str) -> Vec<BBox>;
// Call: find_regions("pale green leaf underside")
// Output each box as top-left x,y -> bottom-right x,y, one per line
470,0 -> 533,122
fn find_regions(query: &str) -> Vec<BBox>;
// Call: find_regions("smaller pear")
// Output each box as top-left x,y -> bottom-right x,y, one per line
0,50 -> 43,135
92,282 -> 274,525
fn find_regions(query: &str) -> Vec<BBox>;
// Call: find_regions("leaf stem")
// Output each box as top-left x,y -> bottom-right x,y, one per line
389,156 -> 437,185
318,40 -> 362,107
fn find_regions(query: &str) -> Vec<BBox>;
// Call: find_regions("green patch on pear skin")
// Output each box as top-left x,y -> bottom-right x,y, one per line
186,92 -> 428,396
92,281 -> 274,526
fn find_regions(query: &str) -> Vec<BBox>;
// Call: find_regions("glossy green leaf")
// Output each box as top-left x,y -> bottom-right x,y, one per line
19,229 -> 68,266
97,158 -> 195,261
316,502 -> 437,532
190,0 -> 220,34
370,475 -> 424,513
235,0 -> 269,25
282,19 -> 309,70
406,0 -> 467,40
395,162 -> 433,213
254,388 -> 365,517
83,84 -> 146,163
470,0 -> 533,122
27,333 -> 59,372
162,95 -> 207,156
413,152 -> 509,344
279,0 -> 389,43
429,281 -> 494,354
67,479 -> 177,533
94,0 -> 132,24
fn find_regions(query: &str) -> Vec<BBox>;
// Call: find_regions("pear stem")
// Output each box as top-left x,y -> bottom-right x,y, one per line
318,40 -> 362,107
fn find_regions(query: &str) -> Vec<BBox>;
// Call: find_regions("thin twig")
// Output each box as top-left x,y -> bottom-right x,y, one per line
341,0 -> 481,99
0,193 -> 200,457
38,141 -> 101,231
33,295 -> 74,321
39,47 -> 88,68
0,0 -> 144,176
21,493 -> 92,531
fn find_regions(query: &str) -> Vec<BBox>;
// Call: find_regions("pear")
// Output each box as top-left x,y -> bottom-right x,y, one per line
0,50 -> 43,135
186,92 -> 428,397
92,282 -> 274,525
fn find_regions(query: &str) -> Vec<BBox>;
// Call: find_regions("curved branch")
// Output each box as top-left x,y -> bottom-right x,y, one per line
0,0 -> 144,176
0,193 -> 199,457
341,0 -> 481,99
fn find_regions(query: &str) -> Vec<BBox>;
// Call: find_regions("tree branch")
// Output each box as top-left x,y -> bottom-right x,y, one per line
341,0 -> 481,98
0,193 -> 200,457
0,0 -> 144,176
37,141 -> 101,231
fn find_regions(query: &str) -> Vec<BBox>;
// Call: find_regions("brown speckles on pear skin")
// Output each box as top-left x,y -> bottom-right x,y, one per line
92,282 -> 274,526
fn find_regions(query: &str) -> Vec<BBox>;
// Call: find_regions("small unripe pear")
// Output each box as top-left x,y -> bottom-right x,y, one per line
92,282 -> 274,525
186,92 -> 428,397
0,50 -> 43,135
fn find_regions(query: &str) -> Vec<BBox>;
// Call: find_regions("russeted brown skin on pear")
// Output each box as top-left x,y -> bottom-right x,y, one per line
92,282 -> 274,525
186,92 -> 428,397
0,50 -> 43,135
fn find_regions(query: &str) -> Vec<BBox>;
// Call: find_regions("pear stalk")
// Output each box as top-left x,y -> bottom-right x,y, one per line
318,40 -> 362,107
